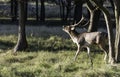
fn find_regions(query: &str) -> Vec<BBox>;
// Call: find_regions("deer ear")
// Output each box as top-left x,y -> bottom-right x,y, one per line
71,27 -> 75,30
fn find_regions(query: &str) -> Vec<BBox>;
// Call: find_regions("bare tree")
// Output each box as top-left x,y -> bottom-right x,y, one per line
11,0 -> 18,21
74,0 -> 83,23
25,0 -> 28,21
55,0 -> 73,21
89,0 -> 115,64
86,0 -> 103,32
14,0 -> 28,52
88,0 -> 120,63
57,0 -> 67,21
36,0 -> 39,21
113,0 -> 120,62
40,0 -> 45,21
65,0 -> 72,21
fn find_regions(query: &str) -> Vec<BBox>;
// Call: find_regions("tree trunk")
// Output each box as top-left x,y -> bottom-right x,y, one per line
86,0 -> 95,32
74,0 -> 83,23
118,15 -> 120,61
59,0 -> 66,21
11,0 -> 13,20
65,0 -> 72,21
86,0 -> 102,32
59,1 -> 62,20
90,0 -> 115,64
40,0 -> 45,21
92,9 -> 101,31
25,0 -> 28,21
11,0 -> 18,21
36,0 -> 39,21
113,0 -> 120,62
14,0 -> 28,52
62,4 -> 65,21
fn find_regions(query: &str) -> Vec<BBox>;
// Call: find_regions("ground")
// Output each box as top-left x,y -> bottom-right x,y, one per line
0,24 -> 120,77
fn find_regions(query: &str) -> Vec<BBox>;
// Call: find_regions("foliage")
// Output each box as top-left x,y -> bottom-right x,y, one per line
0,35 -> 120,77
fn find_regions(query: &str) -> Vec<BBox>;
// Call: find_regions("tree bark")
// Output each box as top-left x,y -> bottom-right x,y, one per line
14,0 -> 28,52
86,0 -> 95,32
86,0 -> 102,32
59,0 -> 66,21
92,9 -> 102,31
74,0 -> 83,23
40,0 -> 45,21
90,0 -> 115,64
25,0 -> 28,21
11,0 -> 18,21
36,0 -> 39,21
113,0 -> 120,62
65,0 -> 72,21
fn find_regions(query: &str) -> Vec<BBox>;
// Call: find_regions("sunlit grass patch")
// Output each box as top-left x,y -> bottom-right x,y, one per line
27,35 -> 76,51
0,35 -> 120,77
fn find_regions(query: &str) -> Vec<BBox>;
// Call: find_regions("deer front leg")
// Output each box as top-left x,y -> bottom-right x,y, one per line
74,44 -> 80,61
86,47 -> 93,67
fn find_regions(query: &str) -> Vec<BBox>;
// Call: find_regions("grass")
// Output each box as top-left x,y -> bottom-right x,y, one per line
0,35 -> 120,77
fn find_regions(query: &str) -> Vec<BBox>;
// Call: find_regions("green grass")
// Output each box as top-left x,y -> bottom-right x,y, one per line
0,35 -> 120,77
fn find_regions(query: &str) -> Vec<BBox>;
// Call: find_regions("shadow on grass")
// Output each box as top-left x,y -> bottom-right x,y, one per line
0,40 -> 15,50
6,55 -> 36,63
64,66 -> 79,72
27,37 -> 77,52
27,43 -> 76,52
15,71 -> 35,77
0,74 -> 2,77
28,45 -> 74,52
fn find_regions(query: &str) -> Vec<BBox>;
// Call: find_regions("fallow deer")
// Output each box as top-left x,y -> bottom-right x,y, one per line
63,25 -> 108,65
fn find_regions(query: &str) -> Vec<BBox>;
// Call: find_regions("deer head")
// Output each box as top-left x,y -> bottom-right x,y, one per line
63,25 -> 75,34
63,15 -> 85,34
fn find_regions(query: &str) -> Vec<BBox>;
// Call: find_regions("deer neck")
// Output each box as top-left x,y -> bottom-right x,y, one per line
69,30 -> 79,43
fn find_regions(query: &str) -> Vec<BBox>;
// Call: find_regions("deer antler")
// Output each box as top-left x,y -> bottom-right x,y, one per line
71,15 -> 85,27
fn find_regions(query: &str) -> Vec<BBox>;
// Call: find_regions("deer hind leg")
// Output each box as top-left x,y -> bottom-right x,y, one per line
99,44 -> 108,62
74,44 -> 81,61
97,34 -> 108,62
